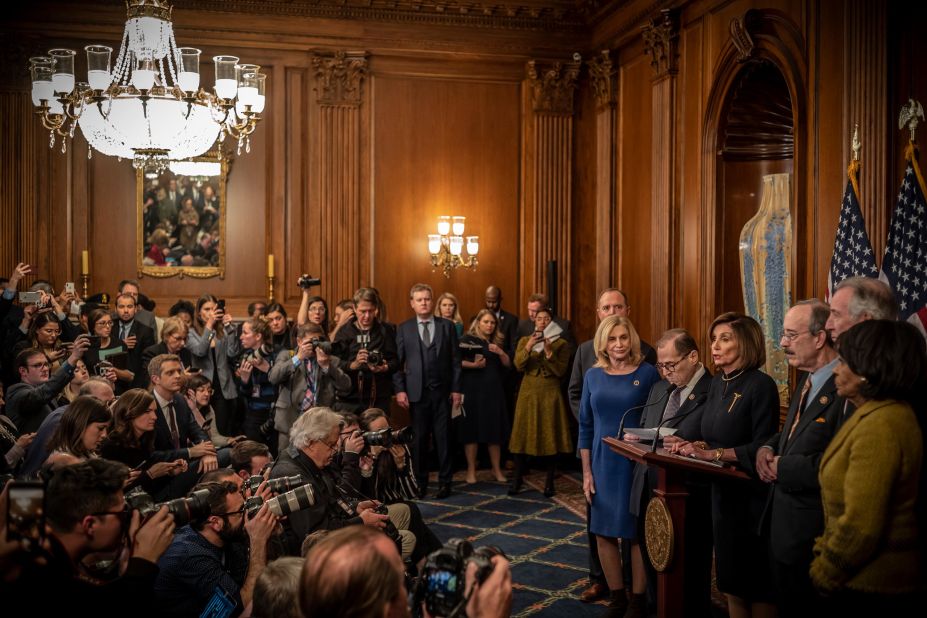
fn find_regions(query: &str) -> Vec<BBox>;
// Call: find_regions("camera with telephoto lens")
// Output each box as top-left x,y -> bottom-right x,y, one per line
244,483 -> 316,518
125,487 -> 212,527
415,538 -> 507,617
310,337 -> 333,354
243,474 -> 305,496
297,274 -> 321,289
362,426 -> 414,448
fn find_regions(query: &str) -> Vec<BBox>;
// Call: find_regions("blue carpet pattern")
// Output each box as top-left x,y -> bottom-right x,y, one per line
418,473 -> 608,617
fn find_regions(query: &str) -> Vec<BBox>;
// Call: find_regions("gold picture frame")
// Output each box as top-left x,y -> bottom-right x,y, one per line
136,153 -> 228,279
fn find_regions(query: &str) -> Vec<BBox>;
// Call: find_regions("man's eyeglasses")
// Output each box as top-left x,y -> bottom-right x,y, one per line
89,505 -> 131,525
654,357 -> 685,372
27,361 -> 51,369
780,330 -> 811,342
318,439 -> 339,452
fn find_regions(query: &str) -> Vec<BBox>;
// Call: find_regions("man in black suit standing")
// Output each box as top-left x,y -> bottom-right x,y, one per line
626,328 -> 712,616
482,285 -> 519,354
393,283 -> 462,499
115,293 -> 156,389
148,353 -> 221,497
756,299 -> 842,618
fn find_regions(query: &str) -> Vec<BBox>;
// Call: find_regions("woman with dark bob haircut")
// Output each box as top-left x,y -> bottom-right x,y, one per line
810,320 -> 925,613
666,312 -> 780,617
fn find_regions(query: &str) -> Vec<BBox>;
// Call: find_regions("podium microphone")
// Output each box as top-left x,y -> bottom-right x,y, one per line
651,393 -> 708,452
617,383 -> 675,439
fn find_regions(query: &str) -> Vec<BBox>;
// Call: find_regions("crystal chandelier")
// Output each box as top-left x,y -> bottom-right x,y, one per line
427,216 -> 479,278
28,0 -> 265,171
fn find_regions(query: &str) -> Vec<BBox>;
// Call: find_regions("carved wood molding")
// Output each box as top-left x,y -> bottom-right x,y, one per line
587,49 -> 616,110
170,0 -> 586,33
526,58 -> 581,115
641,7 -> 679,79
312,51 -> 369,107
730,10 -> 757,64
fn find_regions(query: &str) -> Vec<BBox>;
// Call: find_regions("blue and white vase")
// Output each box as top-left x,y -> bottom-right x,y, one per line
739,172 -> 791,405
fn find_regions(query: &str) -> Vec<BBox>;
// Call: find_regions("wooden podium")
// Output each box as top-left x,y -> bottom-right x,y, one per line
603,437 -> 750,618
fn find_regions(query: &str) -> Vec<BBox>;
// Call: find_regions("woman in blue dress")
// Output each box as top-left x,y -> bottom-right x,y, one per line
580,315 -> 660,617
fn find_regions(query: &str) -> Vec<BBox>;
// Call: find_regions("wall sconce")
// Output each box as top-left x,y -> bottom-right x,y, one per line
427,215 -> 478,278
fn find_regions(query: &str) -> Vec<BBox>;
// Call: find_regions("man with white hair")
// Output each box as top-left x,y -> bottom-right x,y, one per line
825,276 -> 898,340
268,407 -> 416,559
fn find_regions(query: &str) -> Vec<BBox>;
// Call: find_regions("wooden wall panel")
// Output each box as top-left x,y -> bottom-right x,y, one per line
617,54 -> 654,343
371,76 -> 521,326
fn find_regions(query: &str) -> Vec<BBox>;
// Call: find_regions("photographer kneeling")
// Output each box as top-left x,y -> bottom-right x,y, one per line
154,480 -> 278,617
268,407 -> 417,560
14,459 -> 176,616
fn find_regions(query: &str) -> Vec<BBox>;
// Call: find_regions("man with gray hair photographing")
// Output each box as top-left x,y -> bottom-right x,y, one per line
268,407 -> 417,559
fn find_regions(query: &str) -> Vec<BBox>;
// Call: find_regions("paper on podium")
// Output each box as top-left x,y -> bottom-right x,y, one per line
623,427 -> 678,441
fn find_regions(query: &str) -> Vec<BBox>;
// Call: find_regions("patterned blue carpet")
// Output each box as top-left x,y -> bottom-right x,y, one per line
417,472 -> 608,617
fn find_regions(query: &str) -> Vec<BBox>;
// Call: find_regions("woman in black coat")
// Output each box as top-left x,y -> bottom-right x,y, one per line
666,313 -> 779,618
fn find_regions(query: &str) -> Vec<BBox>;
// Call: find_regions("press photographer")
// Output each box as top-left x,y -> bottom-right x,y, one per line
269,322 -> 352,451
12,459 -> 176,616
268,407 -> 417,559
332,288 -> 399,413
153,480 -> 278,616
300,526 -> 513,618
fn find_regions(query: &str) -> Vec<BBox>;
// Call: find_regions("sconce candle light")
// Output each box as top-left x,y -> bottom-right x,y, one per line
427,215 -> 478,278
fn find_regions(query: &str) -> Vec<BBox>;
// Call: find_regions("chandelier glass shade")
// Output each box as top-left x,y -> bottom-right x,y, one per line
427,215 -> 479,278
28,0 -> 265,170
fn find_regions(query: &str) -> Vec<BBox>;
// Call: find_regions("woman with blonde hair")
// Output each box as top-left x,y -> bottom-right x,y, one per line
579,315 -> 660,617
434,292 -> 464,337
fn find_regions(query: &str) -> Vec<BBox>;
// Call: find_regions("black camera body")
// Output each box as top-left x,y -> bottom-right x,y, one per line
125,487 -> 212,527
355,333 -> 382,367
416,539 -> 505,617
362,426 -> 414,448
310,337 -> 333,354
297,274 -> 322,289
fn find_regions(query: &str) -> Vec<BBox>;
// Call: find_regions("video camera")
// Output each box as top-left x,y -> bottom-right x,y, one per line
414,538 -> 507,617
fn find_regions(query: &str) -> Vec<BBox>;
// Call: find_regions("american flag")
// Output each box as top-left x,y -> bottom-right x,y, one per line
829,159 -> 878,297
880,142 -> 927,336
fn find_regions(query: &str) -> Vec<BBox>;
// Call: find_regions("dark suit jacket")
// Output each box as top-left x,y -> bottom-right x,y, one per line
151,393 -> 210,462
392,316 -> 462,403
629,370 -> 712,516
141,342 -> 193,380
6,362 -> 75,434
119,320 -> 156,389
761,372 -> 843,565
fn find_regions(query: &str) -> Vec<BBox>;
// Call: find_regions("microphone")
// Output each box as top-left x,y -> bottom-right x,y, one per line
617,383 -> 675,439
651,393 -> 708,452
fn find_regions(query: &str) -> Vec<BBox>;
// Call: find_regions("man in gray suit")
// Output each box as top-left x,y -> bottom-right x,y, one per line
567,287 -> 655,602
626,329 -> 713,617
269,323 -> 352,452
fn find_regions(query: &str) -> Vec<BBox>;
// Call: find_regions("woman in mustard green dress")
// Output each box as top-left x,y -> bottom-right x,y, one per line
508,307 -> 573,497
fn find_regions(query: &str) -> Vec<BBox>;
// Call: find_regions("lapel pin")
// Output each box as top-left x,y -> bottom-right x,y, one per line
819,395 -> 829,405
633,379 -> 640,386
815,417 -> 826,423
688,393 -> 696,400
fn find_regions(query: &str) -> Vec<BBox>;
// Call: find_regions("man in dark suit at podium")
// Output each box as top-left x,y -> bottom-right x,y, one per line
757,300 -> 843,617
393,283 -> 462,499
626,328 -> 712,617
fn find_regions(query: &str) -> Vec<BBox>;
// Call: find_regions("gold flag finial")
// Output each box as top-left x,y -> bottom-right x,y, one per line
852,124 -> 860,161
898,98 -> 925,141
